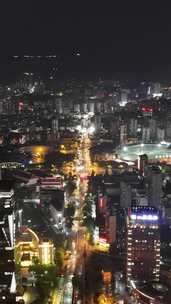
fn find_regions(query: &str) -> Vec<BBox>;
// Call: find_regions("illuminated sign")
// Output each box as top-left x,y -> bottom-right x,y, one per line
141,107 -> 153,113
99,197 -> 103,208
102,271 -> 112,283
99,237 -> 107,243
130,214 -> 158,221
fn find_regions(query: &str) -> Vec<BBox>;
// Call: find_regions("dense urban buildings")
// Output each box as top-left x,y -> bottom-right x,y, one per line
1,4 -> 171,303
1,72 -> 171,303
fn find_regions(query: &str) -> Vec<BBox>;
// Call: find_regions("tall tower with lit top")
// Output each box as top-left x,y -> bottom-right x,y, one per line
126,206 -> 160,285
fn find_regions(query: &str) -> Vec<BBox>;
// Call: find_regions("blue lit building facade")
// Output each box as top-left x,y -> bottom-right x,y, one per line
126,207 -> 160,285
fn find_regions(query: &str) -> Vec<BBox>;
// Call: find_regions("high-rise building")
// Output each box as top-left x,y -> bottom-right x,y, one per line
106,215 -> 117,244
149,118 -> 157,141
55,98 -> 63,114
119,89 -> 130,107
156,127 -> 165,142
52,118 -> 59,134
129,119 -> 138,137
137,154 -> 148,176
165,120 -> 171,141
73,103 -> 80,113
126,207 -> 160,285
137,81 -> 149,100
120,124 -> 127,145
148,82 -> 162,98
82,103 -> 88,113
0,181 -> 16,303
120,181 -> 132,208
148,170 -> 162,207
142,127 -> 150,143
88,102 -> 95,114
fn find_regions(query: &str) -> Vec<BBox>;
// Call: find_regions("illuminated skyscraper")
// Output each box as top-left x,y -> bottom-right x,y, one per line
0,181 -> 16,303
126,207 -> 160,285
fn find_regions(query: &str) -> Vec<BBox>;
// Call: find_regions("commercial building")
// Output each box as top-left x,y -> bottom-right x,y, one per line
0,181 -> 16,303
16,227 -> 39,277
39,241 -> 54,265
126,206 -> 160,285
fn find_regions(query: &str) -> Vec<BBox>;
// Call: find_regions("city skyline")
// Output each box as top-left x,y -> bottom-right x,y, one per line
1,3 -> 171,304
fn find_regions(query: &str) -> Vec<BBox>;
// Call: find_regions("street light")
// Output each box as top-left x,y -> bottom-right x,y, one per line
88,125 -> 95,135
18,209 -> 23,230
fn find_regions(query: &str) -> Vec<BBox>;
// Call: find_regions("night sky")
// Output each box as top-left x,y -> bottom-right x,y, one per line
1,2 -> 171,81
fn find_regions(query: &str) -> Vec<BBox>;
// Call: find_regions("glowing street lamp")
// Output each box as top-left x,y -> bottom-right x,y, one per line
88,125 -> 95,135
123,146 -> 128,152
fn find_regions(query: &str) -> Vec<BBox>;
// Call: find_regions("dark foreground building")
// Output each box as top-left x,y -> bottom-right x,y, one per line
0,181 -> 16,303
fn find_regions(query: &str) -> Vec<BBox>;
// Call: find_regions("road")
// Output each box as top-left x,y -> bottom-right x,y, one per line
52,134 -> 91,304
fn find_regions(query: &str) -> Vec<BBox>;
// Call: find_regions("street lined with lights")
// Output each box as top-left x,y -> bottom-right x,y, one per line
52,123 -> 93,304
